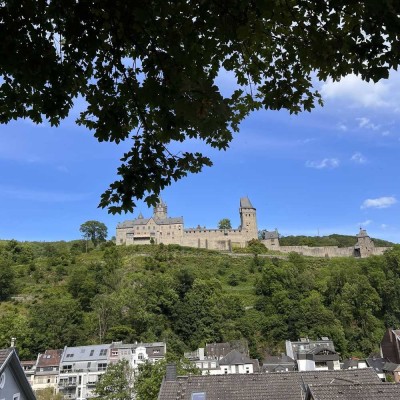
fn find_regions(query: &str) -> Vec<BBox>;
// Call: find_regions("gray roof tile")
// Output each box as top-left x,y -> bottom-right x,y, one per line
240,197 -> 254,209
158,368 -> 381,400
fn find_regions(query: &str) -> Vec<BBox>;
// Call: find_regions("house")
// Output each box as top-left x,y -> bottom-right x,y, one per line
108,341 -> 166,370
57,344 -> 111,400
262,354 -> 296,373
20,361 -> 35,386
184,341 -> 258,375
365,357 -> 388,381
31,349 -> 63,392
286,337 -> 340,371
380,328 -> 400,363
342,358 -> 368,370
0,348 -> 36,400
157,367 -> 382,400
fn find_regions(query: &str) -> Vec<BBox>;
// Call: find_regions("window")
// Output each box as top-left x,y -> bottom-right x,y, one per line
90,350 -> 94,356
99,349 -> 107,356
138,353 -> 144,360
111,350 -> 118,356
98,363 -> 107,371
13,394 -> 20,400
87,362 -> 91,369
191,393 -> 206,400
66,353 -> 73,358
62,365 -> 72,372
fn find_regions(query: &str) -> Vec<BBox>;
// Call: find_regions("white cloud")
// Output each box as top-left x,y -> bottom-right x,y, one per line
361,196 -> 397,209
381,224 -> 388,229
351,152 -> 367,164
337,123 -> 348,131
358,219 -> 372,227
306,158 -> 339,169
321,74 -> 391,108
356,117 -> 380,131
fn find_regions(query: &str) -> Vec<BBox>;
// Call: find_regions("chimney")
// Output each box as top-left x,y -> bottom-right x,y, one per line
165,363 -> 177,381
10,337 -> 16,348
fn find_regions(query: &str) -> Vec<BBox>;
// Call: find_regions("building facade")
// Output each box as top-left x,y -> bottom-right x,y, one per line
116,197 -> 258,251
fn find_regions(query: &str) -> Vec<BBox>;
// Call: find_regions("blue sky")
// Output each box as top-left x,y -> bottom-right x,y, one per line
1,71 -> 400,243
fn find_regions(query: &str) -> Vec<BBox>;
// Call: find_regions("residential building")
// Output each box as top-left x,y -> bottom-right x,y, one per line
380,328 -> 400,364
57,344 -> 111,400
0,348 -> 36,400
184,342 -> 258,375
31,349 -> 63,392
262,354 -> 296,373
286,337 -> 340,371
20,361 -> 35,386
158,367 -> 382,400
108,341 -> 166,370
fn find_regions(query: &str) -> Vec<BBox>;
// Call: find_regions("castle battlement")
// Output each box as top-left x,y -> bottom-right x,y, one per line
116,199 -> 390,257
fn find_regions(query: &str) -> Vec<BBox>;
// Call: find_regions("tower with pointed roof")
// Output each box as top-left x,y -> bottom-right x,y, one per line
153,198 -> 168,219
239,197 -> 258,239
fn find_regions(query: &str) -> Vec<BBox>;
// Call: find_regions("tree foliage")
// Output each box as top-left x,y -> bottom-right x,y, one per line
218,219 -> 232,230
1,1 -> 400,212
94,359 -> 134,400
80,220 -> 108,247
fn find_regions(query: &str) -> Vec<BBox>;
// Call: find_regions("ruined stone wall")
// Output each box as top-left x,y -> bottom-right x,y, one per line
261,241 -> 391,258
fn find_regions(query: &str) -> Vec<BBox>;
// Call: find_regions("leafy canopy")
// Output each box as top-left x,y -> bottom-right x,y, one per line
79,220 -> 108,247
1,1 -> 400,212
218,218 -> 232,230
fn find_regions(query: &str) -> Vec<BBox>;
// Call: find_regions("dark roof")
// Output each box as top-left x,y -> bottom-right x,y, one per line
382,361 -> 400,372
342,358 -> 365,369
306,383 -> 400,400
0,348 -> 12,368
117,216 -> 183,228
366,358 -> 389,373
240,197 -> 254,209
0,348 -> 36,400
218,350 -> 253,366
158,368 -> 381,400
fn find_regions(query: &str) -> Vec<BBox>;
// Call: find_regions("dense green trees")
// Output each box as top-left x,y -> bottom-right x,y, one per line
0,259 -> 15,300
94,360 -> 134,400
1,239 -> 400,361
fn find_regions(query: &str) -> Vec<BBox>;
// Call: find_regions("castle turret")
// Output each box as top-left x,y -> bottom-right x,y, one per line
153,198 -> 168,219
354,228 -> 375,257
239,197 -> 258,239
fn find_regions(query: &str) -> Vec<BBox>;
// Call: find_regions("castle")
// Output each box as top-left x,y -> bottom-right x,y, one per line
116,198 -> 389,258
116,197 -> 262,251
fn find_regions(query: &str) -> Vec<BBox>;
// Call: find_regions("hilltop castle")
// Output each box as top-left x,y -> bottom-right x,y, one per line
116,197 -> 264,251
116,198 -> 389,258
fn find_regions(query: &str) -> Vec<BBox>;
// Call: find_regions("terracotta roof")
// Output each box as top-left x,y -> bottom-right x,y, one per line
158,368 -> 381,400
306,383 -> 400,400
37,349 -> 63,368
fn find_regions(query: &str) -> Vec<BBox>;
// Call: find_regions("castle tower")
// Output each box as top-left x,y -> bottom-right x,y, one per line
354,228 -> 375,258
153,198 -> 168,219
239,197 -> 258,239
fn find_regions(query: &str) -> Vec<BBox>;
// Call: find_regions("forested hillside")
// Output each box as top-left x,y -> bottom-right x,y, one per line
1,239 -> 400,361
279,234 -> 394,248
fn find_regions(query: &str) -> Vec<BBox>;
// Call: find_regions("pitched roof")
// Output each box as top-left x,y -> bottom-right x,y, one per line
0,348 -> 12,369
240,197 -> 254,209
158,368 -> 381,400
0,348 -> 36,400
61,344 -> 111,362
117,216 -> 183,228
366,358 -> 388,373
36,349 -> 63,368
306,383 -> 400,400
218,350 -> 253,366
